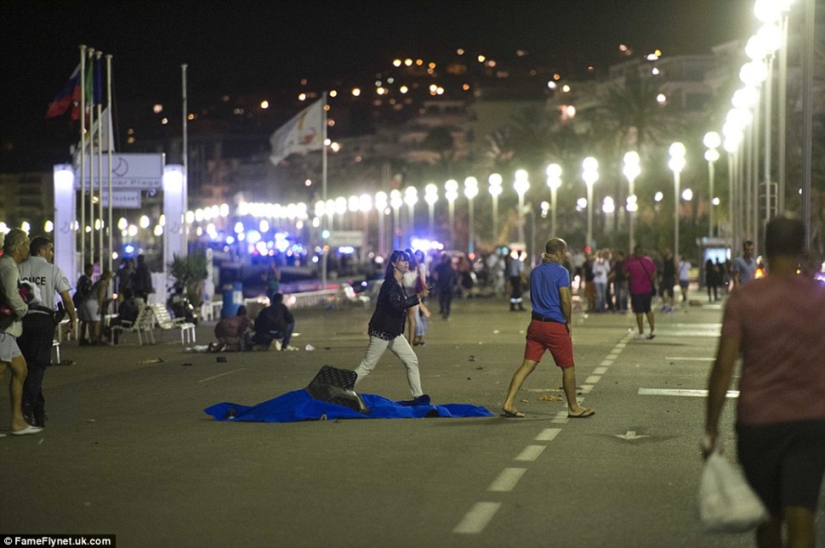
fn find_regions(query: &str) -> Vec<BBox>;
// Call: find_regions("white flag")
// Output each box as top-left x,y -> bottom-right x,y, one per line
269,97 -> 325,165
73,106 -> 115,168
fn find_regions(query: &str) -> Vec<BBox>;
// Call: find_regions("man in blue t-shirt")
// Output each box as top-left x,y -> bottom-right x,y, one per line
732,240 -> 757,288
502,238 -> 595,419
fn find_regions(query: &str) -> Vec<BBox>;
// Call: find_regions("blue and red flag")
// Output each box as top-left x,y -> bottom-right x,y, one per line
44,64 -> 81,119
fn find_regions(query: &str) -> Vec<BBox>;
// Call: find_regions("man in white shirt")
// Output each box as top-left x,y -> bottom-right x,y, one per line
592,252 -> 611,312
18,236 -> 77,428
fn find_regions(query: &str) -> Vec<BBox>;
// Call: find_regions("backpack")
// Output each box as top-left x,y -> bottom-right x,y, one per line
74,274 -> 93,303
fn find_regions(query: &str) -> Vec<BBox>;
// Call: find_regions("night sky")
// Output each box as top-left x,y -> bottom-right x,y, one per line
1,0 -> 756,167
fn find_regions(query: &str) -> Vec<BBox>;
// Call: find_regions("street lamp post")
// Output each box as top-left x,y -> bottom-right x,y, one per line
546,164 -> 562,236
622,151 -> 641,251
488,173 -> 502,244
513,170 -> 530,245
464,177 -> 478,255
375,191 -> 388,257
582,158 -> 599,252
703,132 -> 721,238
390,189 -> 402,250
403,186 -> 418,244
359,194 -> 372,259
424,183 -> 438,239
445,179 -> 458,249
348,195 -> 359,230
335,196 -> 347,230
668,142 -> 686,262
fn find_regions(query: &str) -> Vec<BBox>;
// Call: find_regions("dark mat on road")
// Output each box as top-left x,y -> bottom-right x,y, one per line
204,390 -> 494,422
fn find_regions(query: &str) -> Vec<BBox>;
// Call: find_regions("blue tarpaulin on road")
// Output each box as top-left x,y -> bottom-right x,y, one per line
204,390 -> 494,422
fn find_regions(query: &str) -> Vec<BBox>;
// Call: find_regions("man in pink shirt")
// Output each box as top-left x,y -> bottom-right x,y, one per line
705,217 -> 825,548
623,245 -> 657,339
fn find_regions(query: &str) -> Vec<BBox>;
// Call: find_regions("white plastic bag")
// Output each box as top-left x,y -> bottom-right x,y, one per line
699,450 -> 768,533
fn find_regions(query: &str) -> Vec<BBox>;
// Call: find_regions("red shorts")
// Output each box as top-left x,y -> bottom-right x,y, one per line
524,320 -> 574,367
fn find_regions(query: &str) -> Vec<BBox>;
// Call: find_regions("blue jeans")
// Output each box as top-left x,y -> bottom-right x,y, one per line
595,282 -> 607,312
614,280 -> 629,311
415,307 -> 428,336
255,322 -> 295,348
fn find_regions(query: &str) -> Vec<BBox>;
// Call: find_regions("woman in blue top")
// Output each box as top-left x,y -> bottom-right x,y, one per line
353,250 -> 429,400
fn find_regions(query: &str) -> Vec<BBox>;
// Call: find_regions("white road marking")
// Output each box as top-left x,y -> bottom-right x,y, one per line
551,411 -> 569,424
535,428 -> 561,441
515,445 -> 546,462
599,359 -> 613,366
584,375 -> 601,384
593,367 -> 608,375
615,430 -> 650,440
653,330 -> 720,338
580,385 -> 593,394
638,388 -> 739,398
453,502 -> 502,534
198,369 -> 246,383
488,468 -> 527,492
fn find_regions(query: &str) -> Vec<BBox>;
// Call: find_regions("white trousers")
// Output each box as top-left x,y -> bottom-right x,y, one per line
353,334 -> 423,397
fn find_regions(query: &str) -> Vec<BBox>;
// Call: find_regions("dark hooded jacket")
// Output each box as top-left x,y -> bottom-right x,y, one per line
368,278 -> 420,340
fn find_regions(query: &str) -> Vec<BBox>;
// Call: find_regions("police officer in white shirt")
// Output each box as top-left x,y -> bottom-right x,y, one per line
17,236 -> 77,428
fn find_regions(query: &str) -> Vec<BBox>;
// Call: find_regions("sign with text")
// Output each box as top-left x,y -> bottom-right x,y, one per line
75,153 -> 165,189
101,189 -> 142,209
327,230 -> 365,247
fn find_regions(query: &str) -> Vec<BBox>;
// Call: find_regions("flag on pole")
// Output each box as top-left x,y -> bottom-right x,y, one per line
73,106 -> 115,168
45,64 -> 81,119
269,97 -> 325,165
72,58 -> 98,121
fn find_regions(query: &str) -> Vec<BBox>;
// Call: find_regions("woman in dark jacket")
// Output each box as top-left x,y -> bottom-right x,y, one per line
353,250 -> 429,399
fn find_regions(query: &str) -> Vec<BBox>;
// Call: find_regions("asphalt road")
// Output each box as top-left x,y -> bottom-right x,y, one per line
1,294 -> 823,547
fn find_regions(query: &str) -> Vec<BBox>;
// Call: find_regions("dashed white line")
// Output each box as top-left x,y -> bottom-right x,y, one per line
514,445 -> 546,462
453,337 -> 630,536
535,428 -> 561,441
198,369 -> 246,383
488,468 -> 527,492
638,388 -> 739,398
453,502 -> 502,534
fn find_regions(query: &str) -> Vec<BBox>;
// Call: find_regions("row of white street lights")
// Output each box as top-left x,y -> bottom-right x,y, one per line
225,148 -> 709,258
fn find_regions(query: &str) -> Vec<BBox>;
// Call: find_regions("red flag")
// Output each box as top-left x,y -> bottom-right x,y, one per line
45,65 -> 81,119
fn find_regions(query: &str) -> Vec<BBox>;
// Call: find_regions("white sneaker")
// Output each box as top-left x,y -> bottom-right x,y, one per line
647,331 -> 656,339
272,340 -> 282,351
282,345 -> 299,351
634,333 -> 645,340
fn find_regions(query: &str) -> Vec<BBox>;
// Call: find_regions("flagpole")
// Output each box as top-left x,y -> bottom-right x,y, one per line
182,64 -> 188,246
79,45 -> 87,272
106,54 -> 114,274
87,48 -> 96,268
321,92 -> 328,291
96,51 -> 104,271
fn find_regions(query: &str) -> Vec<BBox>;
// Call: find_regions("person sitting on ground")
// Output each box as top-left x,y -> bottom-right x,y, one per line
252,293 -> 297,351
213,305 -> 254,352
